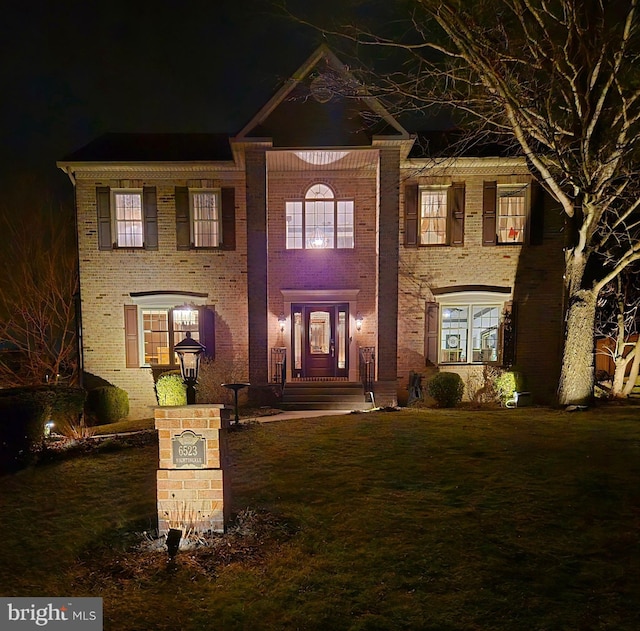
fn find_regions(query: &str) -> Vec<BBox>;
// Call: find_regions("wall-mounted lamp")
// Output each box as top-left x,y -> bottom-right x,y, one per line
355,312 -> 363,331
278,313 -> 286,332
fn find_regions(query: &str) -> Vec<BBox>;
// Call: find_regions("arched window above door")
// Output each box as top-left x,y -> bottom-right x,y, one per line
286,183 -> 354,249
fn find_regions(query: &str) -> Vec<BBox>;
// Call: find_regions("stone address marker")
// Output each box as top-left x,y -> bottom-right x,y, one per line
155,405 -> 231,535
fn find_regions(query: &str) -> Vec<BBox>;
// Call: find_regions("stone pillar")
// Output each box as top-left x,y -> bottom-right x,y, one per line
155,405 -> 231,534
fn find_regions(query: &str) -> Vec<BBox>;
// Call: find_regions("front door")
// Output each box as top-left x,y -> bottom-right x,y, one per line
292,304 -> 349,378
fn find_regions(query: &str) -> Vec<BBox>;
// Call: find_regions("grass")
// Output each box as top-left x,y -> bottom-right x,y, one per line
2,405 -> 640,630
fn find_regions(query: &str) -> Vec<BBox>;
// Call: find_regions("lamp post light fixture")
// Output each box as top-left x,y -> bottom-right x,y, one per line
355,312 -> 364,331
174,331 -> 206,404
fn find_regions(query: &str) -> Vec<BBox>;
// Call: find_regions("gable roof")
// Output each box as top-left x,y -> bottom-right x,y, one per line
60,133 -> 232,163
235,44 -> 412,147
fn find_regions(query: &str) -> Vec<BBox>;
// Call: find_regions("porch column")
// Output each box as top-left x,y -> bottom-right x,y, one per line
246,149 -> 268,388
377,148 -> 400,403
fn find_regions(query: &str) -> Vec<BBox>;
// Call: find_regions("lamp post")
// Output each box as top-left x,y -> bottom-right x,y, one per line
175,332 -> 206,405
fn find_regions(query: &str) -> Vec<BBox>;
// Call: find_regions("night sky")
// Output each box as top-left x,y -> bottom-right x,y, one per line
0,0 -> 359,193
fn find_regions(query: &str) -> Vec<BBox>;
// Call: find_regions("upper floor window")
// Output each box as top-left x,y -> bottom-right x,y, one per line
96,186 -> 158,250
497,185 -> 527,244
175,186 -> 236,251
286,183 -> 354,249
190,190 -> 221,248
483,181 -> 543,246
113,190 -> 144,248
404,183 -> 465,247
420,187 -> 448,245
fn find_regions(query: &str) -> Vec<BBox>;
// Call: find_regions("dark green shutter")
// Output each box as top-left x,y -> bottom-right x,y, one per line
96,186 -> 112,250
143,187 -> 158,250
449,182 -> 465,246
221,187 -> 236,250
404,184 -> 419,247
482,181 -> 497,246
175,186 -> 191,250
425,301 -> 439,365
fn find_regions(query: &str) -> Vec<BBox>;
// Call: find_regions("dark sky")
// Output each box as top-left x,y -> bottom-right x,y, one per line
0,0 -> 347,191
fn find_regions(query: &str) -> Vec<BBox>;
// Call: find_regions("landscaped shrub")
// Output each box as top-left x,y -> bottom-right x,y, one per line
196,358 -> 249,406
86,386 -> 130,424
0,387 -> 50,473
494,371 -> 522,406
426,372 -> 465,408
155,372 -> 187,406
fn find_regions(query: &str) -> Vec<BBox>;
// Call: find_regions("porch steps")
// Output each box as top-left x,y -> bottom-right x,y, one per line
281,381 -> 371,411
630,377 -> 640,399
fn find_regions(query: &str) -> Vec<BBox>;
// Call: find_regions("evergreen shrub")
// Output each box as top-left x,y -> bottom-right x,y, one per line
426,372 -> 465,408
156,372 -> 187,406
86,386 -> 130,424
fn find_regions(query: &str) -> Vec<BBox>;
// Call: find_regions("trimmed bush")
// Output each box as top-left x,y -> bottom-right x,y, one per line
86,386 -> 129,425
155,372 -> 187,406
426,372 -> 465,408
494,371 -> 523,406
0,387 -> 51,473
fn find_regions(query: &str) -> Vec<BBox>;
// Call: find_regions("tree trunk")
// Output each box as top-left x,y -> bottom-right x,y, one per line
621,339 -> 640,397
558,289 -> 598,405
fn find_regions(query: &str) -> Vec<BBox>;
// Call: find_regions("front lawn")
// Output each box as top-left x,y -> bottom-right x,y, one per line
1,406 -> 639,630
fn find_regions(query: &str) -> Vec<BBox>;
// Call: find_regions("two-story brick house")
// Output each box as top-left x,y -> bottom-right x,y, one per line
58,46 -> 565,419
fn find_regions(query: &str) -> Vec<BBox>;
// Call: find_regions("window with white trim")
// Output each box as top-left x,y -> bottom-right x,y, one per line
420,187 -> 448,245
497,185 -> 527,244
190,190 -> 221,248
440,303 -> 500,363
113,190 -> 143,248
141,307 -> 200,366
286,183 -> 354,249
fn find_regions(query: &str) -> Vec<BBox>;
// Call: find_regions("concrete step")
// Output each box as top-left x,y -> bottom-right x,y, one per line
282,381 -> 371,411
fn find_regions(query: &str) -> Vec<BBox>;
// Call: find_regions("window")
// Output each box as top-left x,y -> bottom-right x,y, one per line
190,190 -> 220,247
175,186 -> 235,250
96,186 -> 158,250
426,294 -> 514,367
420,187 -> 448,245
497,185 -> 526,244
124,300 -> 215,368
440,304 -> 500,364
142,307 -> 200,366
286,183 -> 354,249
113,191 -> 144,248
404,183 -> 465,247
483,181 -> 543,246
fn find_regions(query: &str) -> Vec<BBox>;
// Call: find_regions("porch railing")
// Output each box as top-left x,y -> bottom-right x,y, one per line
359,346 -> 375,393
270,347 -> 287,386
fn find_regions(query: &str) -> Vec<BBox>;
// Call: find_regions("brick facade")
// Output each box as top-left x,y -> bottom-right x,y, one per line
60,48 -> 567,415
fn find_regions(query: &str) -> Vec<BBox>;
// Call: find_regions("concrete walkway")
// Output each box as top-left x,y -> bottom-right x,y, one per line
242,409 -> 356,423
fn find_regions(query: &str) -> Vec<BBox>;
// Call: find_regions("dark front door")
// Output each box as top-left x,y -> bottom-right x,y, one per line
305,308 -> 335,377
292,304 -> 349,378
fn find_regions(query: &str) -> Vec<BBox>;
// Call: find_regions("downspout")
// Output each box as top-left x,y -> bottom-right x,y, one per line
59,165 -> 83,388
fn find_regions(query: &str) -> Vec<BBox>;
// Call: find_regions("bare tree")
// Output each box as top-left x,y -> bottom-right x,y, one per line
303,0 -> 640,404
595,268 -> 640,397
0,177 -> 78,386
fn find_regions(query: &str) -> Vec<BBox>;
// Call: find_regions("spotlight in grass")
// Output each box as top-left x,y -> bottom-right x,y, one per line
44,421 -> 55,437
